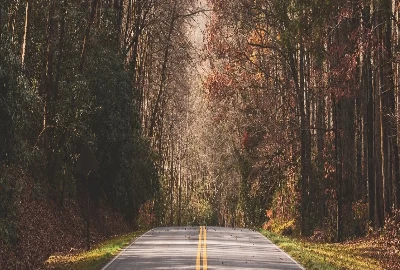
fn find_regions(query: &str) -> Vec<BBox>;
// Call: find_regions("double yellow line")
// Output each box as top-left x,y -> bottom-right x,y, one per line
196,226 -> 207,270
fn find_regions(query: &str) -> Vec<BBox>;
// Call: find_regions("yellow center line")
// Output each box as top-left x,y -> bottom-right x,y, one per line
196,226 -> 207,270
196,226 -> 203,270
203,226 -> 207,270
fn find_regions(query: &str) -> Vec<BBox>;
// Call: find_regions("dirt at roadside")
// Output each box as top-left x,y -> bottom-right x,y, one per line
0,176 -> 132,269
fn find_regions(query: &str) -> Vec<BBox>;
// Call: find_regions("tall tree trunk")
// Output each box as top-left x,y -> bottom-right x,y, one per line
289,41 -> 312,236
0,3 -> 2,44
343,97 -> 356,239
21,0 -> 29,66
380,0 -> 393,216
381,0 -> 400,210
116,0 -> 123,44
375,83 -> 384,228
170,123 -> 174,226
79,0 -> 99,71
396,0 -> 400,210
43,0 -> 57,187
334,97 -> 343,241
375,17 -> 385,227
363,4 -> 376,227
148,1 -> 177,138
178,157 -> 182,226
56,0 -> 67,206
356,99 -> 365,203
55,0 -> 66,99
316,89 -> 326,225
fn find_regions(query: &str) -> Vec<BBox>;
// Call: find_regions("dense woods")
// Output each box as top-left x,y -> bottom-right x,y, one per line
0,0 -> 203,267
203,0 -> 400,241
2,0 -> 400,268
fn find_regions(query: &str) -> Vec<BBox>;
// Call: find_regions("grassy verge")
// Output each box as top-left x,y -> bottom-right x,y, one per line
45,230 -> 146,270
260,230 -> 383,270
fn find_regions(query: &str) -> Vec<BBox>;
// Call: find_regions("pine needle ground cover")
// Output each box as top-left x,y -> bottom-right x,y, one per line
261,229 -> 399,270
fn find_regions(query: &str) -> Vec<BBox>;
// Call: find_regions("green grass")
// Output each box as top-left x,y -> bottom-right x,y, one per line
260,230 -> 383,270
45,230 -> 146,270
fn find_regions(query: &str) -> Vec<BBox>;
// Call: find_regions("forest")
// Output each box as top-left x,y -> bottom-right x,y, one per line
203,0 -> 400,240
1,0 -> 400,268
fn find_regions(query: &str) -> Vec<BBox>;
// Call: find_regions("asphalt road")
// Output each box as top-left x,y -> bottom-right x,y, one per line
102,226 -> 304,270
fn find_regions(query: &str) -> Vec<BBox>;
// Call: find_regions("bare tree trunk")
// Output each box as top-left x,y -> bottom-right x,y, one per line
395,0 -> 400,210
356,98 -> 364,203
381,0 -> 400,211
56,0 -> 67,206
178,156 -> 182,226
316,89 -> 326,225
334,96 -> 343,241
21,0 -> 29,65
375,16 -> 385,227
79,0 -> 99,71
380,0 -> 393,216
288,40 -> 312,236
9,0 -> 21,44
148,2 -> 177,137
375,85 -> 385,228
363,4 -> 376,227
116,0 -> 123,44
344,97 -> 356,238
43,0 -> 56,186
0,3 -> 2,43
170,128 -> 174,226
55,0 -> 66,97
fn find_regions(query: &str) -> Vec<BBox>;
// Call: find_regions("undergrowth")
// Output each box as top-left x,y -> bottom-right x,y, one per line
45,231 -> 145,270
261,229 -> 384,270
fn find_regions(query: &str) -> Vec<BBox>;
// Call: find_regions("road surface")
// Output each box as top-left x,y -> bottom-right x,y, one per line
102,226 -> 304,270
